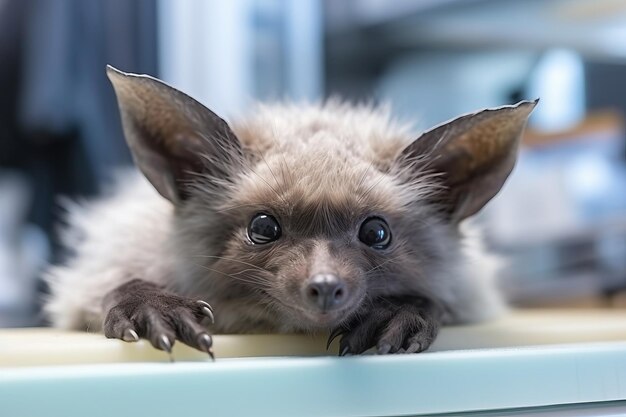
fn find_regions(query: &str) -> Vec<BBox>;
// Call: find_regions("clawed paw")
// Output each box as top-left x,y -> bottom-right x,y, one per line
103,279 -> 215,359
329,297 -> 441,355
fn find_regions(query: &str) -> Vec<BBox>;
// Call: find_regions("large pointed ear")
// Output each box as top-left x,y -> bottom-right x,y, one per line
106,65 -> 243,204
397,100 -> 537,223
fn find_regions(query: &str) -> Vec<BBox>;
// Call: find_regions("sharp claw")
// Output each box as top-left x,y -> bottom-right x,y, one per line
122,328 -> 139,342
197,300 -> 214,312
158,334 -> 173,354
339,345 -> 351,357
326,328 -> 344,351
201,307 -> 215,324
377,343 -> 392,355
196,333 -> 215,361
197,333 -> 213,354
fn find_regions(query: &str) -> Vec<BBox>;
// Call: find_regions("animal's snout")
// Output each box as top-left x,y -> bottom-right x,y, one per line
303,273 -> 347,312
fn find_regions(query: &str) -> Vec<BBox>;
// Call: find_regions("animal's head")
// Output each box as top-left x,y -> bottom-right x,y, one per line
107,66 -> 536,331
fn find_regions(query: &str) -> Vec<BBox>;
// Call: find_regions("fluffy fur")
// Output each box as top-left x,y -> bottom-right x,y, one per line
44,100 -> 505,333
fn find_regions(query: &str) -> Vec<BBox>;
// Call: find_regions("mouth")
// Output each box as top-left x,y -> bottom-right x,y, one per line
301,311 -> 345,327
291,301 -> 360,329
268,289 -> 365,330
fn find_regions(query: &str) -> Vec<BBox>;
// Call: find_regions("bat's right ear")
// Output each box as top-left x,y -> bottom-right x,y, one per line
106,65 -> 243,204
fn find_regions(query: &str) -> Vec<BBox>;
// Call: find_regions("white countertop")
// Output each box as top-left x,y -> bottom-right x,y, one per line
2,309 -> 626,417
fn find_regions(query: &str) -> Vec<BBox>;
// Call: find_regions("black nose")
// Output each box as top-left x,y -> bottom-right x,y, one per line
303,273 -> 347,312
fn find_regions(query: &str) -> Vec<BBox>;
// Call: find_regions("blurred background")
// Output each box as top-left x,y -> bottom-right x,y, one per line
1,0 -> 625,327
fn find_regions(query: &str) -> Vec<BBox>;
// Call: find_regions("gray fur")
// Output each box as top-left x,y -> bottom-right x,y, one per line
44,68 -> 535,335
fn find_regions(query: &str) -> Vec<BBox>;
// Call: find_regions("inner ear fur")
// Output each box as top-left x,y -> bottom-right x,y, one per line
398,100 -> 538,222
106,65 -> 243,204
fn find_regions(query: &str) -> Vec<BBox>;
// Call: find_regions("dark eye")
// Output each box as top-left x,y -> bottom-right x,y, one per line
248,213 -> 281,244
358,217 -> 391,249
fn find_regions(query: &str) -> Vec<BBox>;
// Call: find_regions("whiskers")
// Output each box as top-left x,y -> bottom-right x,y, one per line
191,254 -> 274,290
193,255 -> 269,273
362,252 -> 422,294
363,255 -> 403,275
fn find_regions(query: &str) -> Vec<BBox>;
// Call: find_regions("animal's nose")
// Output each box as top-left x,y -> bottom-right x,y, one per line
303,273 -> 347,312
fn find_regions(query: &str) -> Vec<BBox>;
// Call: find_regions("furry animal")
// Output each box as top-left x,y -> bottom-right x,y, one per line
44,65 -> 536,357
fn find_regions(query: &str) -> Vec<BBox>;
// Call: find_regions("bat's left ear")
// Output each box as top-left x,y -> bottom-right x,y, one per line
396,100 -> 538,223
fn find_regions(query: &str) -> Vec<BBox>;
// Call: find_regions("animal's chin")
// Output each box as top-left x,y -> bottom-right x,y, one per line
296,307 -> 355,329
270,293 -> 364,331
